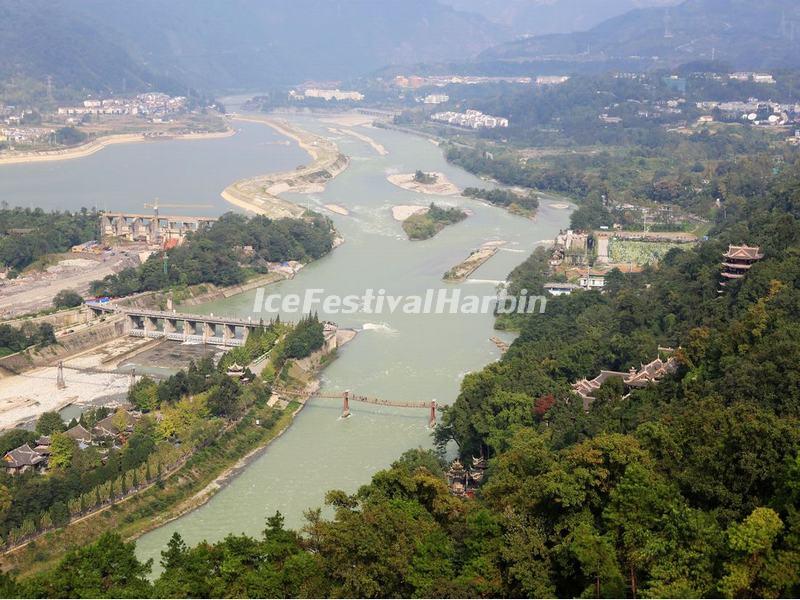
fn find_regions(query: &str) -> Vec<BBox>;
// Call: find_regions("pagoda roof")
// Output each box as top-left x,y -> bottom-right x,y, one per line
3,444 -> 45,468
64,424 -> 93,442
723,245 -> 763,260
721,262 -> 753,270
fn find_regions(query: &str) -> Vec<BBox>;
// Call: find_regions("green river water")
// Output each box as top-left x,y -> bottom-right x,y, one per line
0,111 -> 573,569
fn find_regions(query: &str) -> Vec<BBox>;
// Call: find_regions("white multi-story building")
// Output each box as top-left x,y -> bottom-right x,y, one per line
299,88 -> 364,102
430,109 -> 508,129
422,94 -> 449,105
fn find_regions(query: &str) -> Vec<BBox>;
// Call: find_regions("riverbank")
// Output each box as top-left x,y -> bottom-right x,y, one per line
0,398 -> 301,578
2,320 -> 357,577
220,115 -> 349,218
0,128 -> 236,166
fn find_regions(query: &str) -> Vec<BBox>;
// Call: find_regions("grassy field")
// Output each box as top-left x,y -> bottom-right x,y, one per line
608,239 -> 689,265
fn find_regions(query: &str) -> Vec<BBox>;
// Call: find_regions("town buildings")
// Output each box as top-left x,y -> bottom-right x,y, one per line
430,109 -> 508,129
421,94 -> 449,105
291,89 -> 364,102
57,93 -> 187,118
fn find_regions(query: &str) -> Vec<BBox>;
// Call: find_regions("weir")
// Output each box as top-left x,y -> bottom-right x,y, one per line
99,212 -> 217,243
87,301 -> 256,347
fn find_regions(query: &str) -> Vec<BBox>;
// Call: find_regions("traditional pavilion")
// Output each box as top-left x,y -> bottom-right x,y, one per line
572,353 -> 679,410
720,244 -> 763,291
3,444 -> 47,475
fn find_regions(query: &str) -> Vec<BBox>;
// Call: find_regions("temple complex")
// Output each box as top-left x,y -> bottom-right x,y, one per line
572,352 -> 679,410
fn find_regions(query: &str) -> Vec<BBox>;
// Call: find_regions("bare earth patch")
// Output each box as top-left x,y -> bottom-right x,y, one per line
324,204 -> 350,216
391,205 -> 429,221
387,172 -> 460,196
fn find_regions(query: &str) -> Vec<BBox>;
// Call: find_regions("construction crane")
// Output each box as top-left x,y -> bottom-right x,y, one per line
143,199 -> 214,212
143,199 -> 214,244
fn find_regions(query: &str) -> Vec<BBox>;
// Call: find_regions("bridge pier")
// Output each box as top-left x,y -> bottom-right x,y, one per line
165,318 -> 178,335
223,323 -> 236,344
429,399 -> 437,428
341,390 -> 351,419
144,316 -> 158,336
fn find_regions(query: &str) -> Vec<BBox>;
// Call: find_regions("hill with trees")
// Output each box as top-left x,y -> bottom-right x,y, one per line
477,0 -> 800,73
0,0 -> 505,99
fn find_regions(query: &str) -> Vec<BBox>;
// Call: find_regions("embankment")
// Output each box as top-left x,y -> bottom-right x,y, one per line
0,129 -> 235,166
0,316 -> 125,378
221,116 -> 349,218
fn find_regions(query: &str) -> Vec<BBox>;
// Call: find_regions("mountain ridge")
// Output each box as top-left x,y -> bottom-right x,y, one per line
477,0 -> 800,72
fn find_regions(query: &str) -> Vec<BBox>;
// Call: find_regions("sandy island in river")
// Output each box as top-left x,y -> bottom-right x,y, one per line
391,205 -> 429,221
327,127 -> 388,156
444,242 -> 506,282
324,204 -> 350,216
220,115 -> 349,219
0,128 -> 235,166
387,172 -> 460,196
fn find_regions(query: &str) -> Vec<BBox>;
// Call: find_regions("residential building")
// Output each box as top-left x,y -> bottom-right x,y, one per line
544,282 -> 580,296
430,109 -> 508,129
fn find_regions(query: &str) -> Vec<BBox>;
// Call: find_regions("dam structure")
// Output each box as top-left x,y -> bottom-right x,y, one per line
86,302 -> 257,347
99,212 -> 217,244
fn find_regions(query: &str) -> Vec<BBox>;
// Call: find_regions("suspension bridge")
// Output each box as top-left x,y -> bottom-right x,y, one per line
272,387 -> 438,426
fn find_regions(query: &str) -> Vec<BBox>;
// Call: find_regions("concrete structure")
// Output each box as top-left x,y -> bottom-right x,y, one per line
86,302 -> 259,347
544,282 -> 581,296
99,213 -> 216,244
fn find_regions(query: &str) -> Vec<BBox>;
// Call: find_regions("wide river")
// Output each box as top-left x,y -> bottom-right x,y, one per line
0,111 -> 572,570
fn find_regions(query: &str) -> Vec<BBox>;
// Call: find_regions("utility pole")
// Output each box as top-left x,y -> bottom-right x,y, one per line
57,361 -> 66,389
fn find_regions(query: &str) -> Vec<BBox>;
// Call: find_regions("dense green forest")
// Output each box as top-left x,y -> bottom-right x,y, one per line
462,186 -> 539,216
6,141 -> 800,600
0,208 -> 98,274
89,213 -> 334,297
0,322 -> 55,357
402,203 -> 468,240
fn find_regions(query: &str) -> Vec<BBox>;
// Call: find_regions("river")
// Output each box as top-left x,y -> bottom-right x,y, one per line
0,110 -> 573,570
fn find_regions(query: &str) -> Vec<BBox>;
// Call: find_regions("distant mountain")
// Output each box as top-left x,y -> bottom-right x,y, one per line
441,0 -> 680,36
0,0 -> 508,96
0,1 -> 178,96
477,0 -> 800,72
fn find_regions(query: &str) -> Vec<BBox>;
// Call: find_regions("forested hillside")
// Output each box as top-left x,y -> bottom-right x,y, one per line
0,1 -> 179,100
0,0 -> 504,97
